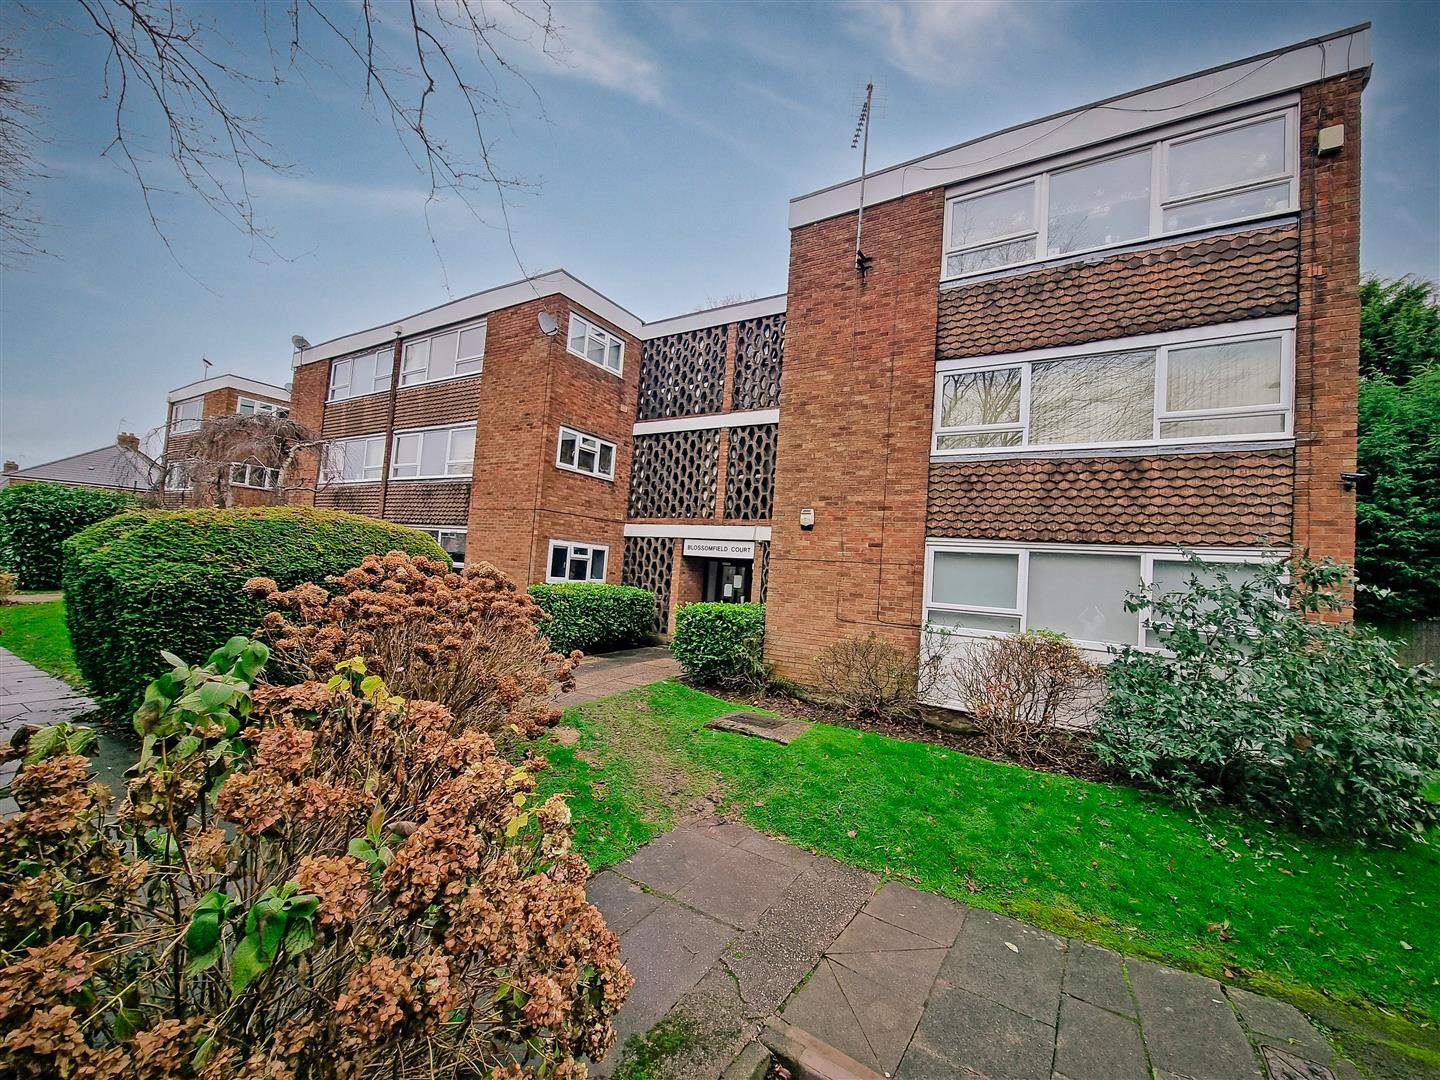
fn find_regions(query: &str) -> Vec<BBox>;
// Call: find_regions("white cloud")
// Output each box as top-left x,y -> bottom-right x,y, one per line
247,173 -> 435,214
844,0 -> 1040,85
493,0 -> 664,104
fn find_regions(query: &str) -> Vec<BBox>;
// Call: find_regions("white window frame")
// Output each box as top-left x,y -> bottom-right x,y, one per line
922,539 -> 1278,653
322,434 -> 386,485
408,525 -> 467,568
399,319 -> 487,388
328,348 -> 393,403
942,106 -> 1298,282
566,313 -> 625,376
546,539 -> 609,583
555,424 -> 617,481
169,397 -> 203,435
237,397 -> 290,419
227,462 -> 281,490
932,318 -> 1294,457
388,423 -> 475,481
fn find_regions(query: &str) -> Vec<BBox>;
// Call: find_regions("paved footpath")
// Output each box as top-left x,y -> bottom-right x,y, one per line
563,646 -> 682,706
588,819 -> 1360,1080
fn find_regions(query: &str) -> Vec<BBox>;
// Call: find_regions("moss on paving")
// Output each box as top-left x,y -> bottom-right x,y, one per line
536,680 -> 1440,1053
0,599 -> 84,688
611,1014 -> 703,1080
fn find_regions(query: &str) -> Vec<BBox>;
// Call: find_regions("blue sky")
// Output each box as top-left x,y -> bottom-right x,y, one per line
2,0 -> 1436,467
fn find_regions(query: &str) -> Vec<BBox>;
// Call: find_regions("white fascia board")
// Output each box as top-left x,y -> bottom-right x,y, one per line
168,374 -> 291,403
638,294 -> 787,340
623,523 -> 772,541
633,409 -> 780,436
789,23 -> 1371,229
293,270 -> 646,369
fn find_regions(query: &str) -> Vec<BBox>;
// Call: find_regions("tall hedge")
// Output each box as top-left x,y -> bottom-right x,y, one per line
63,507 -> 446,708
0,483 -> 140,589
527,583 -> 655,654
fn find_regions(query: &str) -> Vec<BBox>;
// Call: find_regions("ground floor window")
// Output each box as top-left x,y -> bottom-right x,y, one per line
228,462 -> 281,490
924,540 -> 1272,649
547,540 -> 607,582
409,526 -> 467,568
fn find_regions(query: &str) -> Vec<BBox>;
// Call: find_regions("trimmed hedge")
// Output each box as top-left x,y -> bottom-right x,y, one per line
0,483 -> 140,589
63,507 -> 446,708
670,603 -> 766,685
527,583 -> 655,655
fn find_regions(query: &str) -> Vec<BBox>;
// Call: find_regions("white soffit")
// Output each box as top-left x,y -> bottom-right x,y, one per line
168,374 -> 291,403
633,408 -> 780,436
788,24 -> 1371,229
624,523 -> 773,541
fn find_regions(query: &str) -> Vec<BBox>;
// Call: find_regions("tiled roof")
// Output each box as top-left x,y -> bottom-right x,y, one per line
927,450 -> 1294,546
6,445 -> 156,491
937,225 -> 1300,359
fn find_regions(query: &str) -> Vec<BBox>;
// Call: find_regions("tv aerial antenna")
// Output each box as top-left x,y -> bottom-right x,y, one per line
851,81 -> 882,276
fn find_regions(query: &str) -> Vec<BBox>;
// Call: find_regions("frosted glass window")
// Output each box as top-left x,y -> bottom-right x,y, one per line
1167,338 -> 1282,411
1030,351 -> 1155,444
1046,151 -> 1151,255
1166,117 -> 1288,199
939,368 -> 1021,428
1027,553 -> 1142,644
930,551 -> 1019,611
926,609 -> 1023,633
1159,413 -> 1286,438
1147,559 -> 1269,647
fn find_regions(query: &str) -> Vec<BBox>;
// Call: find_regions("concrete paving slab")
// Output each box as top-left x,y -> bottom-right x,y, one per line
588,871 -> 663,936
676,845 -> 805,929
938,908 -> 1068,1026
829,911 -> 941,956
1053,993 -> 1149,1080
831,960 -> 926,1074
1259,1044 -> 1339,1080
862,882 -> 967,947
781,959 -> 879,1071
734,830 -> 816,872
616,827 -> 733,895
908,982 -> 1056,1080
1062,941 -> 1135,1017
1127,959 -> 1262,1080
829,943 -> 946,1008
1227,986 -> 1336,1063
691,820 -> 756,848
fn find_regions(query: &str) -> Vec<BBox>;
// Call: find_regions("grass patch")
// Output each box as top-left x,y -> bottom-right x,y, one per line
539,681 -> 1440,1032
0,599 -> 83,688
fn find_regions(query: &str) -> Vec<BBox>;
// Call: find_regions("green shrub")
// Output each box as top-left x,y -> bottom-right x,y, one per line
670,603 -> 767,687
526,582 -> 655,654
1094,555 -> 1440,841
62,507 -> 445,709
0,483 -> 140,589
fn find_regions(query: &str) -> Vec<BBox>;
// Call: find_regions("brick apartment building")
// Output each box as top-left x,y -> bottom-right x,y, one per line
161,374 -> 293,507
163,25 -> 1370,691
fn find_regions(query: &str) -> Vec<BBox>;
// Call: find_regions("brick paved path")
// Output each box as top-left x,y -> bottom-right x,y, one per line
588,819 -> 1359,1080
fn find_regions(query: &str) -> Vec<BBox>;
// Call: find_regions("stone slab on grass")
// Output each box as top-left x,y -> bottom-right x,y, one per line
706,711 -> 811,744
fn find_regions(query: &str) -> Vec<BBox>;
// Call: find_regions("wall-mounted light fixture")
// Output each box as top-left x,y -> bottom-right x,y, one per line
1340,471 -> 1369,493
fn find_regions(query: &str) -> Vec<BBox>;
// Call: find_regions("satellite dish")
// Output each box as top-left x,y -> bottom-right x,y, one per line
537,311 -> 560,337
291,334 -> 312,351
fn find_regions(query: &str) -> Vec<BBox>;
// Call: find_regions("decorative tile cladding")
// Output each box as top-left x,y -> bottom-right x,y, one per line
927,450 -> 1294,546
732,313 -> 785,411
936,225 -> 1299,358
622,536 -> 673,634
384,482 -> 471,526
724,423 -> 777,520
315,485 -> 383,516
393,377 -> 482,429
321,393 -> 391,438
637,325 -> 727,420
627,429 -> 719,519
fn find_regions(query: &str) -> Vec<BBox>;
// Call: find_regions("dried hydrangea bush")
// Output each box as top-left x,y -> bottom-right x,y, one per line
249,551 -> 579,740
0,634 -> 630,1079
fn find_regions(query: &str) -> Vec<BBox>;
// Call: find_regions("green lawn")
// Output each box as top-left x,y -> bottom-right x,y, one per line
0,599 -> 83,688
539,681 -> 1440,1034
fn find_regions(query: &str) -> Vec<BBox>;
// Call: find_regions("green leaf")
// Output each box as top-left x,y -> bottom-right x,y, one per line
175,734 -> 203,759
283,919 -> 316,958
230,933 -> 267,995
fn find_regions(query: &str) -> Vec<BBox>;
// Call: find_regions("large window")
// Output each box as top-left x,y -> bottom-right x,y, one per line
170,397 -> 203,435
410,526 -> 467,569
322,434 -> 385,484
237,397 -> 289,419
556,425 -> 616,480
933,320 -> 1292,454
390,424 -> 475,480
228,463 -> 281,490
400,321 -> 486,387
925,542 -> 1270,649
566,313 -> 624,375
944,108 -> 1295,279
329,349 -> 392,402
547,540 -> 607,583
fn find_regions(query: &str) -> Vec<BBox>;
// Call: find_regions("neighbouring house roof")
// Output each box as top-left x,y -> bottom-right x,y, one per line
5,444 -> 157,492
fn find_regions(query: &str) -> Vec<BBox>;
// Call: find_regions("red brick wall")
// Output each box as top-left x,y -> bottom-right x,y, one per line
467,295 -> 639,585
1294,73 -> 1364,580
285,360 -> 328,505
766,189 -> 945,678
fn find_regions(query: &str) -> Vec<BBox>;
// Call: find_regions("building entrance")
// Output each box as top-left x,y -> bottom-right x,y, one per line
702,559 -> 753,604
